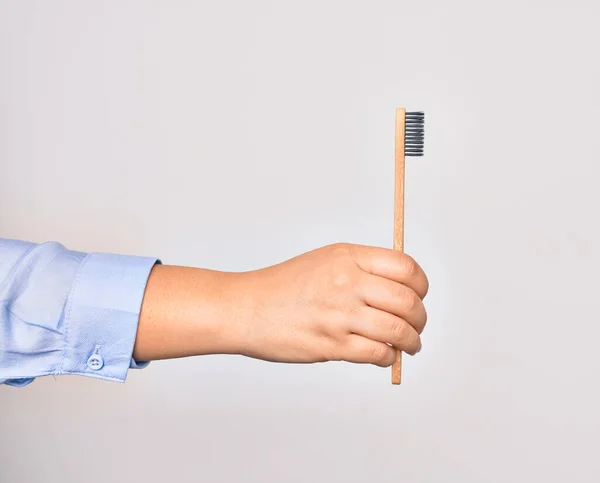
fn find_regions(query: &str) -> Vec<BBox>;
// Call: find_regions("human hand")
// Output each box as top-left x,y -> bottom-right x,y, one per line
228,243 -> 429,367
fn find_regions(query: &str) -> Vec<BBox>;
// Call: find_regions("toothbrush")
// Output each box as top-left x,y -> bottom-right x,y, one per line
392,108 -> 424,385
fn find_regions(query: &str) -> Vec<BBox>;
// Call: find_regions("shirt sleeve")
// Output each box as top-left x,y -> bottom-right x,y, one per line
0,238 -> 160,387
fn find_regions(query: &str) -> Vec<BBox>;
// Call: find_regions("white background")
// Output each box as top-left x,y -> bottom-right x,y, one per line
2,1 -> 600,482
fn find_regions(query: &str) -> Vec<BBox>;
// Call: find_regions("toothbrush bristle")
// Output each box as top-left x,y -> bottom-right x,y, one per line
405,111 -> 424,156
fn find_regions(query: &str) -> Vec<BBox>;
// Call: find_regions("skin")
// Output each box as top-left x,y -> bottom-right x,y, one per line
133,243 -> 429,368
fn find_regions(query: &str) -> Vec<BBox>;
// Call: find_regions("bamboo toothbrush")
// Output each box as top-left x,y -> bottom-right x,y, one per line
392,108 -> 424,385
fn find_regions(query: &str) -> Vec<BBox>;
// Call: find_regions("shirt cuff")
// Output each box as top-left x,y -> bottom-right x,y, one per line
60,252 -> 159,383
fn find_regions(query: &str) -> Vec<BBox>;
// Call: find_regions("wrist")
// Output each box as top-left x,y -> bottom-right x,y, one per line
135,265 -> 245,360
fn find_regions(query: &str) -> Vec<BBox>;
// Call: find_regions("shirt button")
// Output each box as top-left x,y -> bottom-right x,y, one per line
87,346 -> 104,370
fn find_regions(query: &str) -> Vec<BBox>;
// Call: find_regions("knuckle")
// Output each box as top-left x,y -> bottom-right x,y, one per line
331,269 -> 354,290
401,290 -> 419,312
327,244 -> 360,292
321,340 -> 342,362
331,269 -> 360,295
330,242 -> 352,257
390,320 -> 407,342
400,332 -> 419,355
371,345 -> 389,364
346,304 -> 364,323
401,254 -> 418,278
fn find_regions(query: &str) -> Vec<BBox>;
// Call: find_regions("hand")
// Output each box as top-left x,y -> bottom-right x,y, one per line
134,243 -> 429,368
230,243 -> 429,366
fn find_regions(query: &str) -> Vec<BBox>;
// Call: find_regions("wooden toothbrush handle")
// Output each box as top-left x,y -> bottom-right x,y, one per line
392,108 -> 406,385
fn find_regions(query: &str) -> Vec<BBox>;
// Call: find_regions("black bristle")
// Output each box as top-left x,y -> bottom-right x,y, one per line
405,111 -> 424,156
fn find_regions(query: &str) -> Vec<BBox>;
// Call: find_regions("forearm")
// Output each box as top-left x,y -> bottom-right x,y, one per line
132,264 -> 245,361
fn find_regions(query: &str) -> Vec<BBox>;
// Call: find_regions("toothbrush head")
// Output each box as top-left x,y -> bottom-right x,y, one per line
405,111 -> 424,157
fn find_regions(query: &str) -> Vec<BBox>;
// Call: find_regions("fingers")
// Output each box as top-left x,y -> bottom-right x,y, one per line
340,334 -> 398,367
349,306 -> 422,355
359,273 -> 427,334
352,245 -> 429,299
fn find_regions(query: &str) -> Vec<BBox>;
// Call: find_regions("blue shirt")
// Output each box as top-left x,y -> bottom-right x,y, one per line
0,238 -> 159,387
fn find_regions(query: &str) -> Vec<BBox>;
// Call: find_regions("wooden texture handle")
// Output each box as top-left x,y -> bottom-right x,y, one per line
392,108 -> 406,385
